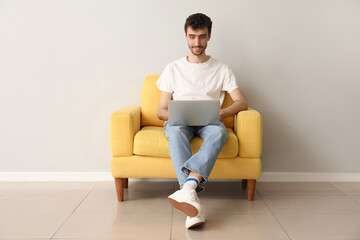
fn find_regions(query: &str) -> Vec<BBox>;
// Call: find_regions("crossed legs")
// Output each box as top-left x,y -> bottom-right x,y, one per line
165,121 -> 228,228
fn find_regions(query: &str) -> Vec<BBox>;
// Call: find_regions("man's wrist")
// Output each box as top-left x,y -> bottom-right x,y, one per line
220,109 -> 227,118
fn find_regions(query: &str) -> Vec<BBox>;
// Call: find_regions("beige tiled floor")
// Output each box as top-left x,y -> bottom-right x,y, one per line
1,181 -> 360,240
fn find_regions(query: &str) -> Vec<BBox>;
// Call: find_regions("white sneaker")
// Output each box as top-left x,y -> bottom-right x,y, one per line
186,214 -> 206,229
168,189 -> 201,217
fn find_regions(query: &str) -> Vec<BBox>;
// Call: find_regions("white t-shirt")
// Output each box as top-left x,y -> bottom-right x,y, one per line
156,56 -> 239,106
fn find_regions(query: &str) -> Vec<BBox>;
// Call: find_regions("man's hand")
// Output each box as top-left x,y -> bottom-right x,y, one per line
220,88 -> 248,119
157,91 -> 172,121
220,108 -> 227,119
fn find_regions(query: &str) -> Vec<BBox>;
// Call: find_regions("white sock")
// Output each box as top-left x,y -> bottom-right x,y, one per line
181,177 -> 199,192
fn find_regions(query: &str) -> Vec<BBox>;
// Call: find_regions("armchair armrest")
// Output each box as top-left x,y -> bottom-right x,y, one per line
235,108 -> 263,158
110,106 -> 141,157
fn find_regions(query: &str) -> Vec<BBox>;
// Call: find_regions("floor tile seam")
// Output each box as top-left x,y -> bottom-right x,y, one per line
258,193 -> 348,196
3,193 -> 93,197
13,212 -> 360,217
191,213 -> 280,218
169,206 -> 174,240
67,211 -> 174,217
0,213 -> 83,217
257,190 -> 293,240
110,189 -> 173,193
348,195 -> 360,207
261,195 -> 360,201
266,209 -> 360,215
328,182 -> 354,196
272,212 -> 360,216
289,239 -> 360,240
51,238 -> 146,240
49,183 -> 98,239
328,182 -> 360,206
170,181 -> 179,240
261,195 -> 360,215
0,194 -> 88,200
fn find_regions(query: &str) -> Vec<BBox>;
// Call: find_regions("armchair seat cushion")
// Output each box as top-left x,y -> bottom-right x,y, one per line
133,126 -> 238,158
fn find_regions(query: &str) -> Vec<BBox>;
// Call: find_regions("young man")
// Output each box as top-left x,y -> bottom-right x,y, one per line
156,13 -> 248,228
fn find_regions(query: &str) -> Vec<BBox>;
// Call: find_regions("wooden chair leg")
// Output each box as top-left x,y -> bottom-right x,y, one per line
124,178 -> 128,189
242,179 -> 248,189
115,178 -> 125,202
248,179 -> 256,201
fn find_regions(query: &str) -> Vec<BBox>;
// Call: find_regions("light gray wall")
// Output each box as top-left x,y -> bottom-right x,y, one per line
0,0 -> 359,172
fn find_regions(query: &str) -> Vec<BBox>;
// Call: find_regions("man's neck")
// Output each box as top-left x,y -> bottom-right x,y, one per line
187,54 -> 210,64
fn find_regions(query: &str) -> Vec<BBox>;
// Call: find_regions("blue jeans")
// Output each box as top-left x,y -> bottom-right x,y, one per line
164,121 -> 228,192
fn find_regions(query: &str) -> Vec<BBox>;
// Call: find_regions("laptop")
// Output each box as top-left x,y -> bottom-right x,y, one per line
168,100 -> 220,126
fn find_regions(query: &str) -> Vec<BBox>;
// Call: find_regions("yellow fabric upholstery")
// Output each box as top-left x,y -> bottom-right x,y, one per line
236,108 -> 263,158
133,126 -> 238,158
141,74 -> 163,127
110,74 -> 263,182
111,156 -> 261,180
110,106 -> 140,157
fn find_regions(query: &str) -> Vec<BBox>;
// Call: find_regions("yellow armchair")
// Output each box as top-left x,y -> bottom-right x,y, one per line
110,74 -> 263,201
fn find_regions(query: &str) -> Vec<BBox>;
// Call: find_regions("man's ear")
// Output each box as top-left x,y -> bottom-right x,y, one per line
208,33 -> 211,40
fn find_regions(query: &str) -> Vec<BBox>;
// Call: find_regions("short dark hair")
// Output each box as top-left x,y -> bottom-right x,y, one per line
184,13 -> 212,35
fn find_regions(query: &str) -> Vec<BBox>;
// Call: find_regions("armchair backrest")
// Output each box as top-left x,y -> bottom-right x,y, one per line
140,74 -> 234,128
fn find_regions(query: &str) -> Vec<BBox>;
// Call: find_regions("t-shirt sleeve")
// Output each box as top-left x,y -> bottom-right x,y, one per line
156,64 -> 173,93
222,66 -> 239,93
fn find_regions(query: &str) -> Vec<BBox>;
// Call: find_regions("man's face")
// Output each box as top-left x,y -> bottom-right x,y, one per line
185,27 -> 211,56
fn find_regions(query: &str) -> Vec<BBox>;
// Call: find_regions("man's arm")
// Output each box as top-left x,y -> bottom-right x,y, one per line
220,88 -> 248,119
157,91 -> 172,121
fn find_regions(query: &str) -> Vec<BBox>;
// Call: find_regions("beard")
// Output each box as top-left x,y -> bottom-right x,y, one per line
189,43 -> 207,56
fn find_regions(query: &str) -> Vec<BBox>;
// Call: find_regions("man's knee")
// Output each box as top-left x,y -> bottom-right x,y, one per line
166,126 -> 188,139
206,125 -> 228,142
218,128 -> 228,142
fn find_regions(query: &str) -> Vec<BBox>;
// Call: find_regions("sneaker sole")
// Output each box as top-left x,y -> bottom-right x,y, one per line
168,197 -> 199,217
187,221 -> 204,228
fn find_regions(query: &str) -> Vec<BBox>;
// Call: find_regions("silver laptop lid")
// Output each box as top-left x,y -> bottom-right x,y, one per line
168,100 -> 220,126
